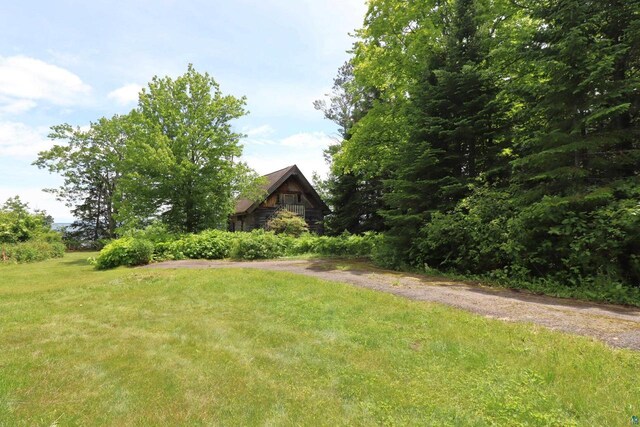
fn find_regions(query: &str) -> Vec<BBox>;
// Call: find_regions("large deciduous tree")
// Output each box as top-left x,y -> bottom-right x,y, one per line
120,64 -> 256,233
36,65 -> 260,239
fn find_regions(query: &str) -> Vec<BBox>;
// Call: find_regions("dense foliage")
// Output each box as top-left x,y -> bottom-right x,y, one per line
93,237 -> 154,270
93,226 -> 382,269
315,0 -> 640,293
119,65 -> 260,233
34,116 -> 129,242
35,65 -> 262,244
0,196 -> 64,263
155,229 -> 234,260
265,210 -> 309,237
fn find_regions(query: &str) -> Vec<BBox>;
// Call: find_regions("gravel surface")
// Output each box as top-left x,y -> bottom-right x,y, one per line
144,258 -> 640,350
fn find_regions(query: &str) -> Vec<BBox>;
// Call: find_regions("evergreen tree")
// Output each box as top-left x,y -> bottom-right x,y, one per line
512,0 -> 640,199
34,115 -> 130,243
315,62 -> 386,235
383,0 -> 506,262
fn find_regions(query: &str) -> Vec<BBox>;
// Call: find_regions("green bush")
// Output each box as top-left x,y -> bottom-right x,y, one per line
370,234 -> 407,269
127,222 -> 178,244
0,196 -> 64,264
505,187 -> 640,286
291,232 -> 381,257
265,210 -> 309,237
94,237 -> 154,270
230,229 -> 288,260
406,182 -> 640,303
414,187 -> 513,274
153,241 -> 183,260
2,239 -> 65,263
0,196 -> 54,244
169,230 -> 233,260
151,229 -> 233,261
95,228 -> 384,268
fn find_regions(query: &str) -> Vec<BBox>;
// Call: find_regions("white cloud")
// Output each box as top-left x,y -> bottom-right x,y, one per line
0,122 -> 51,158
0,55 -> 91,113
242,124 -> 278,146
281,132 -> 335,148
0,98 -> 37,115
241,131 -> 335,179
244,124 -> 275,138
107,83 -> 142,106
246,84 -> 329,119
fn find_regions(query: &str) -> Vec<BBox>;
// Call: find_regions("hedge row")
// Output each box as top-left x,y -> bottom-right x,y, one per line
1,238 -> 66,263
94,229 -> 382,269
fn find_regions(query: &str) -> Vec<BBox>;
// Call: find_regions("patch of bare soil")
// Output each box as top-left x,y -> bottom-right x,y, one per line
143,259 -> 640,350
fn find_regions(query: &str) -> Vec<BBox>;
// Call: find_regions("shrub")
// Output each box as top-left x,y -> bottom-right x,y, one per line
128,222 -> 178,244
414,186 -> 513,274
407,182 -> 640,300
169,230 -> 233,260
290,231 -> 382,257
230,229 -> 288,260
153,241 -> 183,260
94,237 -> 154,270
265,210 -> 309,237
2,239 -> 65,263
94,228 -> 383,268
0,196 -> 64,264
370,234 -> 406,269
0,196 -> 57,244
505,186 -> 640,286
288,233 -> 317,255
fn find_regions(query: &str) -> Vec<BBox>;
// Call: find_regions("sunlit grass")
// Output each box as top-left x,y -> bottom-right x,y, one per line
1,253 -> 639,425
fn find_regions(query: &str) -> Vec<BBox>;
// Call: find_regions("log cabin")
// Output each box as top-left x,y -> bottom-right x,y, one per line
230,165 -> 330,234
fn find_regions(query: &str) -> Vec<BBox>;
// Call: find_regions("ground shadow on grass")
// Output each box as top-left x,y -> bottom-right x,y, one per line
61,256 -> 92,266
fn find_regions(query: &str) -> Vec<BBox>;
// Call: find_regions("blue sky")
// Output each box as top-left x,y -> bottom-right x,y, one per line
0,0 -> 366,222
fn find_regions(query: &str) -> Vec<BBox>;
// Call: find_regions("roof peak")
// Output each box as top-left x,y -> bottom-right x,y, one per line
234,164 -> 329,215
263,164 -> 297,177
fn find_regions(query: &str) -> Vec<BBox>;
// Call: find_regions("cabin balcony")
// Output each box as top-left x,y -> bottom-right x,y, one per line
279,203 -> 305,217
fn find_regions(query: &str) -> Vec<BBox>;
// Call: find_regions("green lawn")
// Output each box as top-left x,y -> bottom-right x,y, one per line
1,253 -> 639,426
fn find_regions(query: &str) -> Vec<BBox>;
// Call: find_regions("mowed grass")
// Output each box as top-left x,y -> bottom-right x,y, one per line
1,254 -> 639,426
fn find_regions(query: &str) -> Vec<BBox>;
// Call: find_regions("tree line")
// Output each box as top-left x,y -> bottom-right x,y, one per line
35,65 -> 261,244
316,0 -> 640,289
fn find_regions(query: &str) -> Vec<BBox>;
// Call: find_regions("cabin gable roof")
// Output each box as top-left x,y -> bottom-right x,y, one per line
234,165 -> 330,215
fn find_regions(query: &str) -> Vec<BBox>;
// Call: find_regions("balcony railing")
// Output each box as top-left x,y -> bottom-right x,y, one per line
282,204 -> 305,217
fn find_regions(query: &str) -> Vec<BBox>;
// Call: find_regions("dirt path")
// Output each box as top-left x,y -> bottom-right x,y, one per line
144,258 -> 640,350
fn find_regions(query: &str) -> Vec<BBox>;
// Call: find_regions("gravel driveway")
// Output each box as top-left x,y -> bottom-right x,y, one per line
144,258 -> 640,351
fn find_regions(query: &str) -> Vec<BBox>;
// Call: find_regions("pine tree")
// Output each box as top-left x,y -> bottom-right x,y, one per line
512,0 -> 640,200
34,115 -> 130,243
383,0 -> 506,262
315,62 -> 386,235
